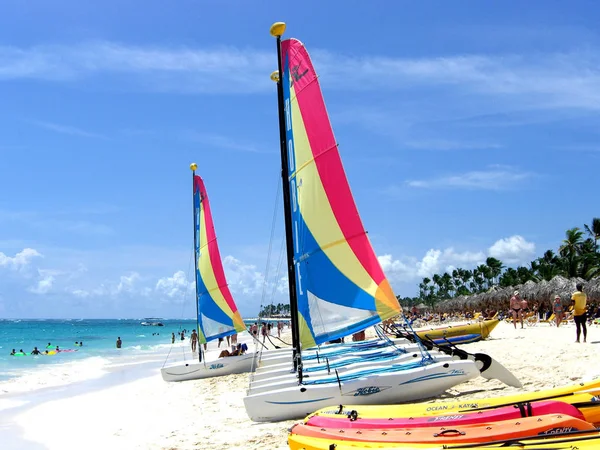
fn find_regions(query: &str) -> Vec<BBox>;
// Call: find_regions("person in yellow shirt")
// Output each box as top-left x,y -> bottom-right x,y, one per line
571,283 -> 588,343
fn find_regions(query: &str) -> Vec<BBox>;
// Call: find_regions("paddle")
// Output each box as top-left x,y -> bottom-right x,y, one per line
458,390 -> 600,413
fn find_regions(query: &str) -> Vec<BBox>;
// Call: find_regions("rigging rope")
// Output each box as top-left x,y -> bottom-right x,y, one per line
162,245 -> 195,369
251,173 -> 283,374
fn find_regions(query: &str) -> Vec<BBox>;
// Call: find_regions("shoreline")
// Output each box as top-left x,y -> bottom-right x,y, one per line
2,322 -> 600,449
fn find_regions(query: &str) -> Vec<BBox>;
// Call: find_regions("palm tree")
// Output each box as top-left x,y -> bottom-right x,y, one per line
485,257 -> 504,286
559,227 -> 585,277
516,266 -> 535,283
418,278 -> 432,303
499,267 -> 519,287
432,274 -> 442,300
460,269 -> 472,293
531,250 -> 563,281
476,264 -> 492,290
440,272 -> 454,298
584,217 -> 600,252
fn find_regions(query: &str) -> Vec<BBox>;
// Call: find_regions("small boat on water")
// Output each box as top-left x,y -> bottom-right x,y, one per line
141,318 -> 164,326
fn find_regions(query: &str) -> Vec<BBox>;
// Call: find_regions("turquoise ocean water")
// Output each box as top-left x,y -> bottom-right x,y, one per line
0,318 -> 197,382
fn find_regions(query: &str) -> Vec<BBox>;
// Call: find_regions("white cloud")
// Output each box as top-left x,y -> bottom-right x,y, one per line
29,120 -> 107,139
404,139 -> 502,151
116,272 -> 141,294
28,274 -> 55,295
0,248 -> 42,271
184,132 -> 270,154
0,42 -> 273,93
378,254 -> 416,280
379,247 -> 486,284
222,256 -> 265,297
317,50 -> 600,110
70,289 -> 90,298
488,235 -> 536,264
379,235 -> 537,295
155,270 -> 193,299
406,166 -> 534,191
1,41 -> 600,109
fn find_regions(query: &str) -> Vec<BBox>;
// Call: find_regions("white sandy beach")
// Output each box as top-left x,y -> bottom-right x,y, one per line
5,321 -> 600,450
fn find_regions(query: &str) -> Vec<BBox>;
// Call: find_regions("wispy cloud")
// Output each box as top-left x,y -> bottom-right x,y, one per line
556,144 -> 600,153
0,41 -> 273,94
317,50 -> 600,110
0,209 -> 114,236
404,165 -> 535,191
184,131 -> 273,154
2,41 -> 600,108
29,120 -> 107,139
50,220 -> 114,236
404,139 -> 502,151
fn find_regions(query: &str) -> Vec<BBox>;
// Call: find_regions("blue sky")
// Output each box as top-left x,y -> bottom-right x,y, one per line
1,1 -> 599,318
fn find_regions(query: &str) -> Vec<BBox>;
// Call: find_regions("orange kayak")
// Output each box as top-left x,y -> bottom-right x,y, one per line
290,413 -> 596,445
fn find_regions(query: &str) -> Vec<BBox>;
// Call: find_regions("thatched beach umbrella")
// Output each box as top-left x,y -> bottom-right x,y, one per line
585,277 -> 600,300
435,275 -> 600,312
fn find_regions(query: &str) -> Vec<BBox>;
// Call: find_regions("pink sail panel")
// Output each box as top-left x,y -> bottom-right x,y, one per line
194,175 -> 245,339
281,38 -> 398,313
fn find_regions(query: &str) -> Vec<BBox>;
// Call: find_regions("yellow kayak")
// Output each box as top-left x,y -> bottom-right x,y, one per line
307,379 -> 600,423
289,432 -> 600,450
413,319 -> 499,342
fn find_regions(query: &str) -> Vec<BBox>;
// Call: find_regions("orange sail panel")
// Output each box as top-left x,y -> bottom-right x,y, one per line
281,38 -> 400,349
194,175 -> 245,344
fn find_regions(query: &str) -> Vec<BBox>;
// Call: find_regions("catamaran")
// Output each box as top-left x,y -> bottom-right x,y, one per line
242,23 -> 484,422
161,166 -> 256,381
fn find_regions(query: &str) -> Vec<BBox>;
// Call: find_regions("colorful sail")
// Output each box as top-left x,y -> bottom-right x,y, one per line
280,38 -> 401,349
193,175 -> 246,344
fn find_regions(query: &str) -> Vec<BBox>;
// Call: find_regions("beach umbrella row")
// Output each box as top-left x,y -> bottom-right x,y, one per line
435,275 -> 600,312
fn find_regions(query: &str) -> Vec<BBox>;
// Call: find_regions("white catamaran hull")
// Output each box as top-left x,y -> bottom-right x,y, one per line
248,353 -> 455,394
257,339 -> 411,368
251,347 -> 451,384
161,352 -> 257,382
243,359 -> 479,422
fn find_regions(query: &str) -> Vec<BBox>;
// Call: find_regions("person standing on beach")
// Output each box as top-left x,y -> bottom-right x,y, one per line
116,337 -> 122,348
553,295 -> 564,327
261,322 -> 268,343
510,291 -> 524,329
231,333 -> 238,345
171,332 -> 175,344
190,329 -> 198,353
571,283 -> 588,343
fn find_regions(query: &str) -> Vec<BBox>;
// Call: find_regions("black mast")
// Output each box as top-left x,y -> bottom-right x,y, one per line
190,163 -> 202,363
270,22 -> 302,377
